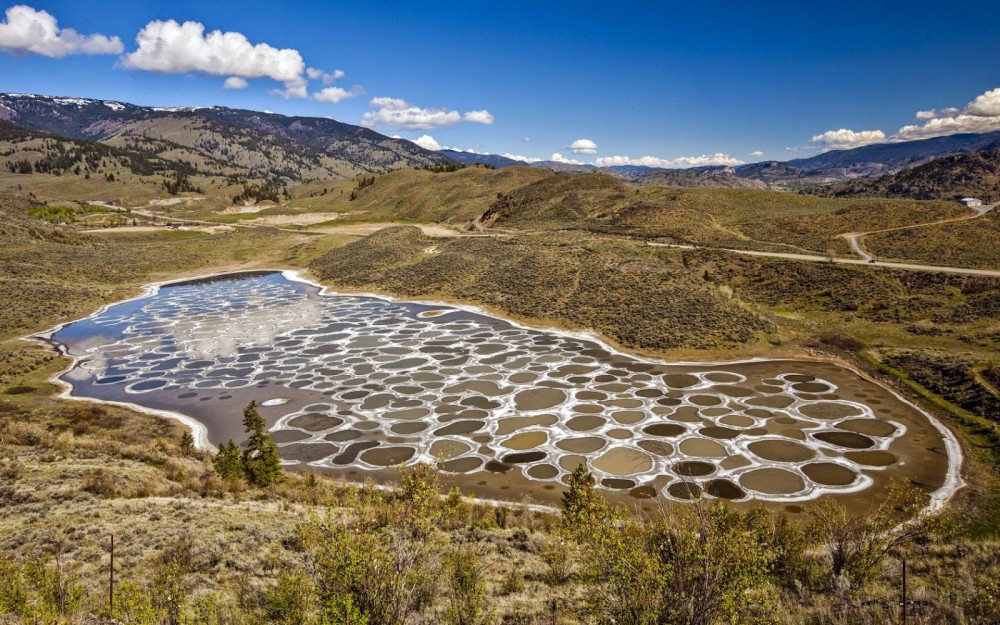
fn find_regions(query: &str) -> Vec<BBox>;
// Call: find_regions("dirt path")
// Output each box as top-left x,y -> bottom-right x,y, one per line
972,366 -> 1000,399
647,241 -> 1000,277
841,201 -> 997,261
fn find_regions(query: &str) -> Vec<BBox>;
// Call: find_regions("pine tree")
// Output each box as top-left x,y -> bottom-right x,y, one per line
241,401 -> 282,487
179,431 -> 195,456
213,440 -> 244,481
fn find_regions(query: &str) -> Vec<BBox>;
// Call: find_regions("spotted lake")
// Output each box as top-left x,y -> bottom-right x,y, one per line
44,271 -> 957,512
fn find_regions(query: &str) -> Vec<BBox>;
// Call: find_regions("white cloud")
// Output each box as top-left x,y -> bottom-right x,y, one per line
223,76 -> 247,90
0,5 -> 123,58
360,97 -> 494,130
895,87 -> 1000,140
523,137 -> 531,143
810,128 -> 886,152
550,152 -> 584,165
463,109 -> 494,124
569,138 -> 598,154
594,153 -> 744,169
370,96 -> 409,110
313,85 -> 364,104
270,79 -> 308,99
411,134 -> 442,151
123,19 -> 308,96
749,150 -> 765,157
307,67 -> 345,84
502,153 -> 542,163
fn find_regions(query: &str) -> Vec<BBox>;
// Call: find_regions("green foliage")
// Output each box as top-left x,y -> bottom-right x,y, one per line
109,581 -> 160,624
264,571 -> 313,625
398,463 -> 442,537
0,559 -> 27,615
320,594 -> 369,625
152,560 -> 189,625
561,463 -> 609,536
442,486 -> 471,530
588,503 -> 776,625
162,171 -> 203,195
883,349 -> 1000,421
241,400 -> 282,487
418,163 -> 468,173
500,569 -> 525,595
213,439 -> 245,482
443,545 -> 492,625
0,556 -> 86,623
807,482 -> 949,587
233,182 -> 283,205
179,430 -> 195,456
304,513 -> 440,625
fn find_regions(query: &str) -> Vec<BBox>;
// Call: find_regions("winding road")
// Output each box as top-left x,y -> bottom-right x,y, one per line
842,201 -> 997,263
648,200 -> 1000,278
647,242 -> 1000,278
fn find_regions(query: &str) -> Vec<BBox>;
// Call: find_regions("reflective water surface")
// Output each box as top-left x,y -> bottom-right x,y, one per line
49,271 -> 951,508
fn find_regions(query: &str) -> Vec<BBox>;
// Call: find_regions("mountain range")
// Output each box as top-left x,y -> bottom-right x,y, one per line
2,92 -> 1000,191
0,93 -> 448,182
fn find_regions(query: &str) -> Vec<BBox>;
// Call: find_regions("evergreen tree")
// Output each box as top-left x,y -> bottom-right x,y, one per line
179,431 -> 195,456
241,401 -> 282,487
213,440 -> 244,481
561,463 -> 607,532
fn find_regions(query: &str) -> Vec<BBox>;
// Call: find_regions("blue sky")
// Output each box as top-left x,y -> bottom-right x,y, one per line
2,1 -> 1000,166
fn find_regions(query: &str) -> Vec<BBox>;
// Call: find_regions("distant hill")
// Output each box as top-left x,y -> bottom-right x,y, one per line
776,131 -> 1000,184
616,165 -> 767,189
438,149 -> 526,169
803,147 -> 1000,202
0,93 -> 448,182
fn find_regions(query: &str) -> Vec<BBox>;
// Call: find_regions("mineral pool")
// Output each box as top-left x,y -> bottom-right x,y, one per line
45,271 -> 955,510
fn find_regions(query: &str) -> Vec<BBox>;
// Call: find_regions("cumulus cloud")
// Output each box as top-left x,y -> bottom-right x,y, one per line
550,152 -> 584,165
313,85 -> 364,104
749,150 -> 765,157
0,5 -> 123,58
463,109 -> 494,124
123,19 -> 309,95
360,97 -> 494,130
895,87 -> 1000,140
594,153 -> 744,169
502,153 -> 543,163
222,76 -> 247,90
810,129 -> 886,152
306,67 -> 344,84
569,138 -> 598,154
411,134 -> 442,151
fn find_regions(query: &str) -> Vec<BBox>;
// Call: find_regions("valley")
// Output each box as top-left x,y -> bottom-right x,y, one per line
1,95 -> 1000,624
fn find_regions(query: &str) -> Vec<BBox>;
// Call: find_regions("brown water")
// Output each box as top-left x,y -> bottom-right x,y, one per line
47,271 -> 954,511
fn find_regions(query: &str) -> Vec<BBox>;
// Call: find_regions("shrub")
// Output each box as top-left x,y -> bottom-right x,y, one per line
587,503 -> 776,625
807,482 -> 950,587
82,468 -> 117,497
444,545 -> 492,625
264,571 -> 313,625
304,513 -> 441,625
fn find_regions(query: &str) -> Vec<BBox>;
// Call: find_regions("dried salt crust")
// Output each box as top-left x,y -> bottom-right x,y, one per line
33,269 -> 965,511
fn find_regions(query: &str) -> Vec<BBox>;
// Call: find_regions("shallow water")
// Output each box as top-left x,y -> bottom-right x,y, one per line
48,271 -> 951,507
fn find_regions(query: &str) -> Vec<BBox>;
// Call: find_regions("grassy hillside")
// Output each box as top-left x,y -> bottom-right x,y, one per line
309,226 -> 774,352
2,166 -> 1000,624
866,210 -> 1000,269
804,147 -> 1000,201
